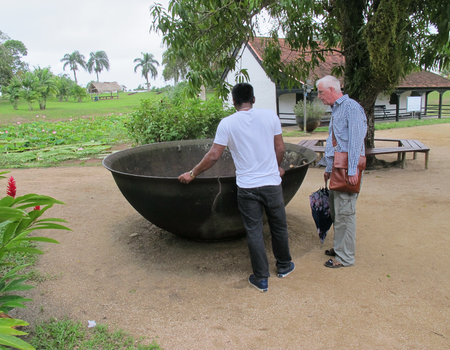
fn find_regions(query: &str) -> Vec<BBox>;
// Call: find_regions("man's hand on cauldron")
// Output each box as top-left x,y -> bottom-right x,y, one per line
279,167 -> 285,177
178,172 -> 195,184
178,144 -> 226,185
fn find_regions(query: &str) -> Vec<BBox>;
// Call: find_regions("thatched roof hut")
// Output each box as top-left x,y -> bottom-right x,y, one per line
88,82 -> 122,100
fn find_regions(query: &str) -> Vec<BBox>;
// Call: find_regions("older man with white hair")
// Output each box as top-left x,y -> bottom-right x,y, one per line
316,75 -> 367,268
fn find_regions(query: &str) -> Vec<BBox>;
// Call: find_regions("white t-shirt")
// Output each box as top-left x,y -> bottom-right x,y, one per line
214,108 -> 282,188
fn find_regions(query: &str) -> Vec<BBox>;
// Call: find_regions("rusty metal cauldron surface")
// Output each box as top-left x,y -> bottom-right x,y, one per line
103,139 -> 317,241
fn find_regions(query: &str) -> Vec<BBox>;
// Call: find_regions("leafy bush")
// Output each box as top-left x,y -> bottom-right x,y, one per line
0,172 -> 71,350
0,115 -> 129,167
293,100 -> 326,120
126,95 -> 234,145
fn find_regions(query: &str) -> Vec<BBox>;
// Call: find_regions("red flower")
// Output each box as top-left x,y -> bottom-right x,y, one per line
33,206 -> 41,211
6,176 -> 16,198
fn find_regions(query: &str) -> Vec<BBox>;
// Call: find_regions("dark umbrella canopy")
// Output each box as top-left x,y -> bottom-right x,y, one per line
309,187 -> 333,243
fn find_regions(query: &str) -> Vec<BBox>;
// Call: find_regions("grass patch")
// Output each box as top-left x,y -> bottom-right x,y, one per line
27,317 -> 162,349
373,117 -> 450,129
0,91 -> 161,124
427,90 -> 450,105
282,117 -> 450,137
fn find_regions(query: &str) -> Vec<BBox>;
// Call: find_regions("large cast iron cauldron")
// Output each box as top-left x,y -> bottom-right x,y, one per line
103,139 -> 316,241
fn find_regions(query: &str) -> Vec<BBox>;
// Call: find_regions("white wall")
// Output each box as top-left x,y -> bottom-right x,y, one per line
376,94 -> 395,110
376,92 -> 427,115
278,93 -> 296,115
224,45 -> 277,112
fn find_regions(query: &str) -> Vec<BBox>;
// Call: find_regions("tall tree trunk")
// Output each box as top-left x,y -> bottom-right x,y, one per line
335,0 -> 381,167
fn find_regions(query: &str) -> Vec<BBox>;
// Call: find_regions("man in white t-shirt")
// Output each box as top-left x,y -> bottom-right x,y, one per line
178,83 -> 294,292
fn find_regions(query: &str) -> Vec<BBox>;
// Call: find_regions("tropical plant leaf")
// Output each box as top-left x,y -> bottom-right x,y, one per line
35,218 -> 68,223
0,263 -> 14,268
0,278 -> 34,293
0,331 -> 34,350
0,296 -> 32,304
0,208 -> 27,223
14,237 -> 59,244
0,301 -> 31,309
32,223 -> 72,231
1,221 -> 21,245
13,195 -> 65,208
0,197 -> 14,207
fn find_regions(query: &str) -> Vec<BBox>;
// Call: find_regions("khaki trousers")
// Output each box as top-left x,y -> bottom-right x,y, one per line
329,188 -> 360,266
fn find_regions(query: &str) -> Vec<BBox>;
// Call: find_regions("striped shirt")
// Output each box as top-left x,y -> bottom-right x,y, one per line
324,95 -> 367,176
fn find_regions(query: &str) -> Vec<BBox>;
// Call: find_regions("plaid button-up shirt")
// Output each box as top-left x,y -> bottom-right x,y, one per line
324,95 -> 367,176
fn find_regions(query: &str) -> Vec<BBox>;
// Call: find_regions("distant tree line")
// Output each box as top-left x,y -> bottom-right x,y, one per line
0,29 -> 194,108
3,68 -> 89,110
60,50 -> 110,84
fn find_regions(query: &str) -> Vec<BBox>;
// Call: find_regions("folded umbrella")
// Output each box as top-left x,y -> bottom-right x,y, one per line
309,186 -> 333,243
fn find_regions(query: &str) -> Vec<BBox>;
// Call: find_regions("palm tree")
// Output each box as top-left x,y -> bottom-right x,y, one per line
70,84 -> 88,103
34,66 -> 57,110
55,74 -> 73,102
60,50 -> 86,84
87,51 -> 110,82
19,71 -> 40,110
162,51 -> 188,84
133,52 -> 159,91
3,76 -> 22,110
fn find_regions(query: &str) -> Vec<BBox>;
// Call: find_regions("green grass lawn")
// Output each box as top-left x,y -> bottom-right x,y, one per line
427,90 -> 450,105
0,91 -> 162,124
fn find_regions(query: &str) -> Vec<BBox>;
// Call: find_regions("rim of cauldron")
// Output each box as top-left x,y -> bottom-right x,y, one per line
102,139 -> 317,179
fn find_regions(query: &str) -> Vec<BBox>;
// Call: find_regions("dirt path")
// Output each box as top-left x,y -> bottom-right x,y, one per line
8,124 -> 450,349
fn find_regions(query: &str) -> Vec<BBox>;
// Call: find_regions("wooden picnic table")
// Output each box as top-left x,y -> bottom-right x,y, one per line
97,95 -> 118,100
297,138 -> 430,169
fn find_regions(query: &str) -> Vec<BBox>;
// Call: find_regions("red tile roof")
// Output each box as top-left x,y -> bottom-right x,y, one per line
397,71 -> 450,89
247,37 -> 450,89
248,37 -> 344,83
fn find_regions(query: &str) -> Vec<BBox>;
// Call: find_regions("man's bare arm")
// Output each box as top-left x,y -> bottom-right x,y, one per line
178,143 -> 226,184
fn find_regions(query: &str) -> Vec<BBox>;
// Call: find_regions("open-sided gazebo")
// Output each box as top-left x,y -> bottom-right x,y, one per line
88,82 -> 122,100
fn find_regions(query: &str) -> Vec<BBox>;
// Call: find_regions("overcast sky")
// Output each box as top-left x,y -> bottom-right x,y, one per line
1,0 -> 171,90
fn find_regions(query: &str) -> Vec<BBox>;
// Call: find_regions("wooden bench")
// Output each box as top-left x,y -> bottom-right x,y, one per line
374,105 -> 388,119
298,138 -> 430,169
97,95 -> 118,100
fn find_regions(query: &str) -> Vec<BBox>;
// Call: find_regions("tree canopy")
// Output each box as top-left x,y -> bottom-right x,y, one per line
87,50 -> 110,82
150,0 -> 450,153
60,50 -> 86,84
0,31 -> 28,90
162,51 -> 188,84
133,52 -> 159,91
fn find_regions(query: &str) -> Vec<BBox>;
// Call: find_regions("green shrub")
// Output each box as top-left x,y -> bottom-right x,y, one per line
126,95 -> 234,145
0,172 -> 71,350
293,100 -> 326,120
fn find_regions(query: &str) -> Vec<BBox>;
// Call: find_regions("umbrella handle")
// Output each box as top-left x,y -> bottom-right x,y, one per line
324,179 -> 328,189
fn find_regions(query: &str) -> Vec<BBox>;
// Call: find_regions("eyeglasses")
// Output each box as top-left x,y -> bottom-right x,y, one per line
317,87 -> 330,96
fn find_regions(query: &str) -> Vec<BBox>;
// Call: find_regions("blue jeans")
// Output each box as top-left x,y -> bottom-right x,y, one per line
237,185 -> 292,279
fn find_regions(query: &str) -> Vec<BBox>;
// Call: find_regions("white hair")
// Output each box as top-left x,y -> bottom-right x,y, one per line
316,75 -> 342,93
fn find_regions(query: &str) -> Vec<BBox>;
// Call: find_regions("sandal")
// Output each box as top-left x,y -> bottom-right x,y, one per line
324,259 -> 343,268
325,248 -> 336,256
